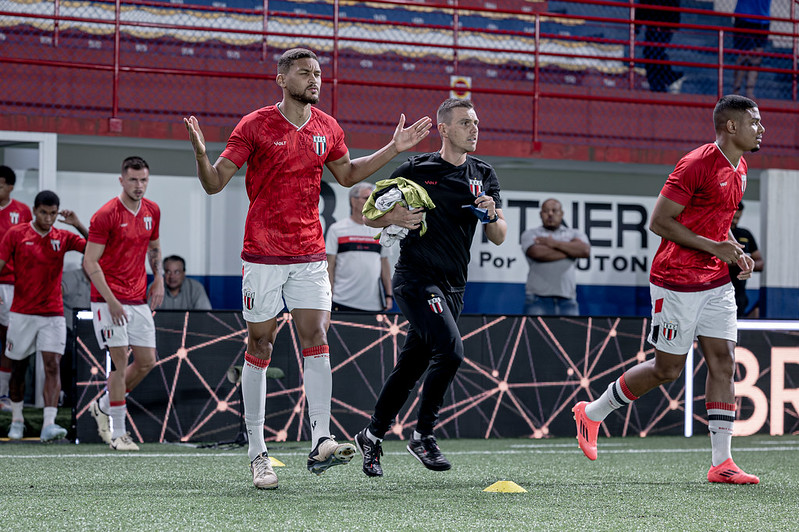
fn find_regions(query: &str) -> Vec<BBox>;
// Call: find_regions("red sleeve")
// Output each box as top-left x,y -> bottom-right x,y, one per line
661,154 -> 704,207
88,206 -> 113,245
67,231 -> 87,253
21,207 -> 32,224
150,202 -> 161,241
220,113 -> 255,168
0,229 -> 15,264
325,119 -> 348,163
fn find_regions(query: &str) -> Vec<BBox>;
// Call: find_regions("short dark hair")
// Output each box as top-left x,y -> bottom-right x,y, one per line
122,156 -> 149,174
713,95 -> 758,132
737,201 -> 745,212
34,190 -> 60,209
163,255 -> 186,271
277,48 -> 319,75
0,165 -> 16,186
437,98 -> 475,125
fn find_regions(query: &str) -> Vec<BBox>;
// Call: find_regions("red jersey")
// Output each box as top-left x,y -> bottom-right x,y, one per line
0,198 -> 33,285
0,223 -> 85,316
220,105 -> 348,264
88,197 -> 160,304
650,143 -> 747,292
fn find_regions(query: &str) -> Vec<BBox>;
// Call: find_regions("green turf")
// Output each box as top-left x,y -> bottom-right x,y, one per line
1,436 -> 797,531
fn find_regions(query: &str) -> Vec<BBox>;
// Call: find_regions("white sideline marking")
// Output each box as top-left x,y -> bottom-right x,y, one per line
1,445 -> 794,459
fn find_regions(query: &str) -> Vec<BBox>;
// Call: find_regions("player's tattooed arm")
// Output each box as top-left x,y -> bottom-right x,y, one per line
147,238 -> 165,309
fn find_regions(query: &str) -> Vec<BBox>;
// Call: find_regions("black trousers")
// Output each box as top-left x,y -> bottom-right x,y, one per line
368,277 -> 464,438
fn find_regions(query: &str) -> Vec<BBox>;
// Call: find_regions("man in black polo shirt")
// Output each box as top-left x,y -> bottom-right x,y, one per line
353,98 -> 507,477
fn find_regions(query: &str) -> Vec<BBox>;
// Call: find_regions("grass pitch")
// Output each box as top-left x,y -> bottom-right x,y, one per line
1,435 -> 797,531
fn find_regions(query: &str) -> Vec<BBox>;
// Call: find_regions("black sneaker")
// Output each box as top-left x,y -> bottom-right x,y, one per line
354,429 -> 383,477
407,434 -> 451,471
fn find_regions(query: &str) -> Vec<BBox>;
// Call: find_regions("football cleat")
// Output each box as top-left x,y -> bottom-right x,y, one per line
89,400 -> 112,445
407,434 -> 451,471
307,437 -> 356,475
573,401 -> 600,461
8,420 -> 24,440
354,429 -> 384,477
708,458 -> 760,484
110,432 -> 139,451
40,423 -> 68,443
250,452 -> 278,490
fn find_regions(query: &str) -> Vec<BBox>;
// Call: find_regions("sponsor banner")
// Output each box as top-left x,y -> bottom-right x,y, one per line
323,184 -> 762,289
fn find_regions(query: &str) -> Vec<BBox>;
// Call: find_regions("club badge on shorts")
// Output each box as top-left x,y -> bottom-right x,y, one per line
428,294 -> 443,314
243,289 -> 256,311
102,327 -> 114,341
662,322 -> 678,341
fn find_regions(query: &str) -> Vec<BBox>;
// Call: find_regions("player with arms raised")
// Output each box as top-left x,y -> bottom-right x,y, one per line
184,48 -> 432,489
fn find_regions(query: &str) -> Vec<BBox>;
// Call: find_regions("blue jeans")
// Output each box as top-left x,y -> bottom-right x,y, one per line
524,295 -> 579,316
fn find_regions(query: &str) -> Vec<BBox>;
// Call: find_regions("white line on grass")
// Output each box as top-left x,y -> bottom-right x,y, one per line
1,445 -> 795,459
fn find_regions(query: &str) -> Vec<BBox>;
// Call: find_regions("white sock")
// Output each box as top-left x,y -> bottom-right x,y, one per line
585,374 -> 638,422
11,400 -> 23,423
242,353 -> 268,462
412,430 -> 425,440
303,346 -> 331,449
365,428 -> 382,444
0,368 -> 10,396
109,404 -> 127,439
43,406 -> 57,427
707,402 -> 734,466
99,391 -> 110,414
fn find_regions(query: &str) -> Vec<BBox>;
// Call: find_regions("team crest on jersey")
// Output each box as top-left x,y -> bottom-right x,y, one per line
468,178 -> 483,197
143,216 -> 153,231
243,289 -> 256,311
10,211 -> 20,224
428,294 -> 444,314
662,322 -> 678,341
313,135 -> 327,156
50,239 -> 61,251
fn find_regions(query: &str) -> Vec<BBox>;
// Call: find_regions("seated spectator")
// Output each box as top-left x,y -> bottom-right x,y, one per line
732,0 -> 772,99
152,255 -> 212,310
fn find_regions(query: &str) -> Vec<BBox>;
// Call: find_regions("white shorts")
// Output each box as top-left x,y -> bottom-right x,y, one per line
647,282 -> 737,355
0,284 -> 13,327
242,260 -> 331,322
5,312 -> 66,360
91,302 -> 156,349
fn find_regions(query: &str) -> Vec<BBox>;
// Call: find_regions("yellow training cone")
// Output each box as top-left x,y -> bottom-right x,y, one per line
483,481 -> 527,493
270,457 -> 286,467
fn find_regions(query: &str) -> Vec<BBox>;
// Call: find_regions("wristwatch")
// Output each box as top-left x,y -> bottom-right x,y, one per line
487,212 -> 499,223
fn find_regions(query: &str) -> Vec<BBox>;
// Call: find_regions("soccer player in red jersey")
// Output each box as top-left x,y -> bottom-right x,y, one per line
0,190 -> 87,441
573,95 -> 763,484
184,47 -> 432,489
0,166 -> 33,412
83,156 -> 164,451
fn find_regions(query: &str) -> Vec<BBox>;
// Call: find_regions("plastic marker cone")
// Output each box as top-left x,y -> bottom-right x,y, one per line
270,457 -> 286,467
483,480 -> 527,493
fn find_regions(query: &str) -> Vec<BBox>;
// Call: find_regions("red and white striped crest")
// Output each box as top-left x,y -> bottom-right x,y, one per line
428,295 -> 444,314
243,289 -> 256,311
662,322 -> 677,341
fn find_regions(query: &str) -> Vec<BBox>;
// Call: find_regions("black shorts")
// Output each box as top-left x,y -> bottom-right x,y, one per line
733,18 -> 770,51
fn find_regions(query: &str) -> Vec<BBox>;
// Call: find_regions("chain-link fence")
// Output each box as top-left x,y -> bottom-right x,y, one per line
1,0 -> 797,156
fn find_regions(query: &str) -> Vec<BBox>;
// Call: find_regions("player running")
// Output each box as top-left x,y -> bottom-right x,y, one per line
573,95 -> 763,484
